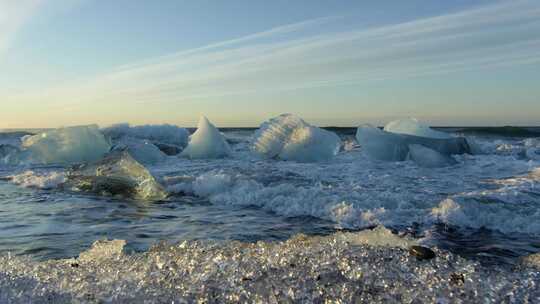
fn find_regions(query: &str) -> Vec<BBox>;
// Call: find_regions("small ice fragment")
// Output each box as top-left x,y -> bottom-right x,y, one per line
520,252 -> 540,269
384,118 -> 451,139
78,239 -> 126,263
340,226 -> 417,249
408,144 -> 457,168
22,125 -> 110,164
65,150 -> 167,201
252,114 -> 341,162
180,116 -> 231,159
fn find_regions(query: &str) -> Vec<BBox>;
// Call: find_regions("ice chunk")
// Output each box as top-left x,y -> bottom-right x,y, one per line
520,253 -> 540,269
78,239 -> 126,263
340,225 -> 417,249
252,114 -> 341,162
65,150 -> 167,201
112,137 -> 166,165
356,124 -> 409,161
408,144 -> 457,168
180,116 -> 231,159
22,125 -> 110,164
384,118 -> 451,139
356,124 -> 470,161
102,123 -> 189,147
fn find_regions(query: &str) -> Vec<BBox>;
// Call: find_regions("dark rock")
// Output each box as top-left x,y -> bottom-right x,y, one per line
154,142 -> 183,155
409,246 -> 435,260
450,273 -> 465,285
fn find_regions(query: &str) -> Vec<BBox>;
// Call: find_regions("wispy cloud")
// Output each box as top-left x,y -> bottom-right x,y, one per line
4,0 -> 540,112
0,0 -> 42,57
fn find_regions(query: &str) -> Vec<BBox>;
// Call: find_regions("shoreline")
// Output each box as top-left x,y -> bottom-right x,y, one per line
1,227 -> 538,303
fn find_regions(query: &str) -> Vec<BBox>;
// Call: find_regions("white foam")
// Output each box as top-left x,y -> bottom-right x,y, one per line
180,117 -> 231,159
10,170 -> 66,189
431,196 -> 540,234
192,171 -> 233,197
524,138 -> 540,160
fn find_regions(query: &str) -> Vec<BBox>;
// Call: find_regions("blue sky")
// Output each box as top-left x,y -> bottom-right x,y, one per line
1,0 -> 539,128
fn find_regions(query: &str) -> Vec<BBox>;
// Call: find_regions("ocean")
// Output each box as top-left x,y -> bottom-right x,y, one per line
1,125 -> 540,302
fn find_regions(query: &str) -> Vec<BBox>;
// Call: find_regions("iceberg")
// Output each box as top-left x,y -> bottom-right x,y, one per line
252,114 -> 341,162
356,124 -> 470,161
408,144 -> 457,168
112,137 -> 166,165
64,150 -> 167,201
102,123 -> 189,148
384,118 -> 451,139
22,125 -> 110,165
180,116 -> 231,159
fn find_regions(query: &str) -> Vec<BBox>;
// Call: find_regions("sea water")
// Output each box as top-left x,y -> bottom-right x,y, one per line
1,127 -> 540,302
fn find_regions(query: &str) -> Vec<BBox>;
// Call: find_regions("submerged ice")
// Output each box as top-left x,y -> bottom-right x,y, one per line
180,116 -> 231,159
252,114 -> 341,162
64,150 -> 167,201
408,144 -> 458,168
22,125 -> 110,165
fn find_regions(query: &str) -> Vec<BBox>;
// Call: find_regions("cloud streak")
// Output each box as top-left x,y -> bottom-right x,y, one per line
0,0 -> 42,57
3,0 -> 540,116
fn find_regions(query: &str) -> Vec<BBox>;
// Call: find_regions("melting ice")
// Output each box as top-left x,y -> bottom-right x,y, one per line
252,114 -> 341,162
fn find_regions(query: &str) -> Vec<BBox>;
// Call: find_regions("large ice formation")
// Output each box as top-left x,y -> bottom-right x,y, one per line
408,144 -> 458,168
356,124 -> 470,161
112,137 -> 166,165
384,118 -> 451,139
180,117 -> 231,159
102,123 -> 189,148
252,114 -> 341,162
22,125 -> 110,164
64,150 -> 167,201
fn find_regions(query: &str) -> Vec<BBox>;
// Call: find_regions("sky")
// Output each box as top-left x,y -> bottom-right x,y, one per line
0,0 -> 539,128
